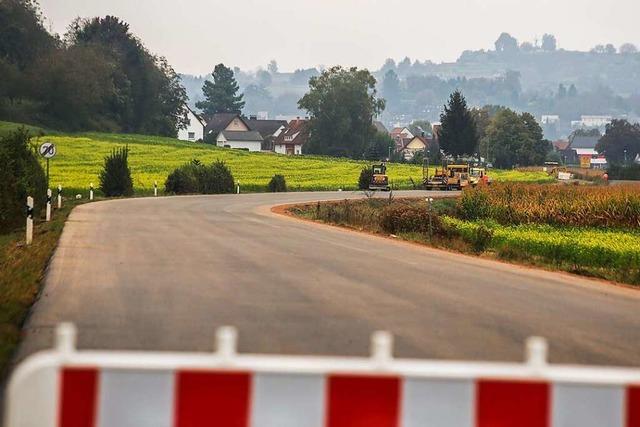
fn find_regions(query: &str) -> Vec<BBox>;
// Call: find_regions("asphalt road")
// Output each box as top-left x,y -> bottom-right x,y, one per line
17,191 -> 640,366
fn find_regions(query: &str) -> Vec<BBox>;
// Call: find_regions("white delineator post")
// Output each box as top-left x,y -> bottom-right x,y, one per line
236,181 -> 240,194
89,183 -> 94,201
26,196 -> 34,245
154,180 -> 158,197
45,189 -> 52,221
57,185 -> 62,209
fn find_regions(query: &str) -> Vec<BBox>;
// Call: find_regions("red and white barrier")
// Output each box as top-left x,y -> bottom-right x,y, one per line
6,324 -> 640,427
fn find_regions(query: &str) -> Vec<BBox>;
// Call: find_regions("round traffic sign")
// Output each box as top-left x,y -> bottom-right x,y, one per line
39,142 -> 56,159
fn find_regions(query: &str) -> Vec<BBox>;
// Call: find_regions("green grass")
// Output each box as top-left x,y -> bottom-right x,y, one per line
0,121 -> 553,194
0,200 -> 80,378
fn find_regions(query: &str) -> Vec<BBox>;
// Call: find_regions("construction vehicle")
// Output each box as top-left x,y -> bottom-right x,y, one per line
423,161 -> 471,191
469,167 -> 492,187
369,163 -> 391,191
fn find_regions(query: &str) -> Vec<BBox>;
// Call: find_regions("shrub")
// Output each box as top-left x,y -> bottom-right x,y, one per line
268,174 -> 287,192
0,128 -> 47,232
607,164 -> 640,180
164,163 -> 199,194
380,203 -> 443,235
164,159 -> 234,194
99,146 -> 133,197
358,166 -> 373,190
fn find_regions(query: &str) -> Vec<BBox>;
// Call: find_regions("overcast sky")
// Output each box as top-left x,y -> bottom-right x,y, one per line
40,0 -> 640,75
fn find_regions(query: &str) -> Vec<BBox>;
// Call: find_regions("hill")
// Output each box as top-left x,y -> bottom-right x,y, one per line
0,122 -> 551,194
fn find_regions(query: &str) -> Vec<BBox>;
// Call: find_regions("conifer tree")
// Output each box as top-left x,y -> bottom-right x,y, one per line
196,63 -> 245,115
439,91 -> 478,158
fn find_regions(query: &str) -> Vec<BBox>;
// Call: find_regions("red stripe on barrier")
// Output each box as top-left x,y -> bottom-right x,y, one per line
476,380 -> 550,427
174,371 -> 251,427
628,386 -> 640,427
326,375 -> 400,427
58,368 -> 98,427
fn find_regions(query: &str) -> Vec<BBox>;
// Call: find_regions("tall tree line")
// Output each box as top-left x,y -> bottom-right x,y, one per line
0,0 -> 187,136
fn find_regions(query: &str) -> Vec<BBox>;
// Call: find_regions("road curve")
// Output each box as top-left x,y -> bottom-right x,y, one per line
17,191 -> 640,366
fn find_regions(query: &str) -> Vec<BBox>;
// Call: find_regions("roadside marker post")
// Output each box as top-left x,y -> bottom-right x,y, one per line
45,189 -> 52,222
6,324 -> 640,427
89,183 -> 94,201
25,196 -> 33,245
154,180 -> 158,197
57,185 -> 62,209
426,197 -> 434,239
237,181 -> 241,194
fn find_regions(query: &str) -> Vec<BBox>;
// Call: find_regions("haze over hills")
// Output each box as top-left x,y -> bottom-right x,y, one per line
181,34 -> 640,139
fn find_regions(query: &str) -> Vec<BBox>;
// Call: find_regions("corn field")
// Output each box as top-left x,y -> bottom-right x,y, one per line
459,183 -> 640,228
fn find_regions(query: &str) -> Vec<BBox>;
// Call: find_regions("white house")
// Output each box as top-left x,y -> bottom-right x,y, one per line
273,119 -> 309,155
216,130 -> 264,151
177,106 -> 205,142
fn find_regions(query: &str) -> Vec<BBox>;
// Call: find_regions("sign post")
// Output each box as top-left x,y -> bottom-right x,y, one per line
26,196 -> 33,245
46,189 -> 52,221
38,142 -> 56,189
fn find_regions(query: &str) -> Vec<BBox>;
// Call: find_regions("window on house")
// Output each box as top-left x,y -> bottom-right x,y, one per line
188,132 -> 195,140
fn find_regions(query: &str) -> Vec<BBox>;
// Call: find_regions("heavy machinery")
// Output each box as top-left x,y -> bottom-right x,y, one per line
423,162 -> 471,190
369,163 -> 391,191
469,167 -> 492,187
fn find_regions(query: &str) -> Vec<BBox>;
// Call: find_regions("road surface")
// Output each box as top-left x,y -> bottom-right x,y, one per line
18,191 -> 640,366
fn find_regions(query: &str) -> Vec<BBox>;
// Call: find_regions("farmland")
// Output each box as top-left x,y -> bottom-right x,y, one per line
288,184 -> 640,285
0,122 -> 553,194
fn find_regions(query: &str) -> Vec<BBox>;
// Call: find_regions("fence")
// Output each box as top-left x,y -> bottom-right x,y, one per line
5,323 -> 640,427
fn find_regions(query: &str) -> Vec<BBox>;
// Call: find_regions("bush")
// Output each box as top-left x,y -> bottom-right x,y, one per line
380,203 -> 443,235
358,166 -> 373,190
607,164 -> 640,180
165,163 -> 199,194
164,159 -> 234,194
99,146 -> 133,197
268,174 -> 287,192
0,128 -> 47,232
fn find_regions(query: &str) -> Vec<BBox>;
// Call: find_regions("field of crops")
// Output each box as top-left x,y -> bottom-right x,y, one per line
442,217 -> 640,283
0,126 -> 550,194
460,183 -> 640,228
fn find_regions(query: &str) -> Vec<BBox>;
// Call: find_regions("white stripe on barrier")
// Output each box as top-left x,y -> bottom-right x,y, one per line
251,373 -> 325,427
552,383 -> 625,427
97,370 -> 174,427
402,378 -> 474,427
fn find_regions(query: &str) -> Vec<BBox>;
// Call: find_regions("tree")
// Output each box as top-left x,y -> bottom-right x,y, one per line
196,63 -> 245,115
483,109 -> 550,168
494,33 -> 519,54
557,83 -> 567,99
439,91 -> 478,158
541,34 -> 557,51
620,43 -> 638,54
256,69 -> 272,87
365,131 -> 394,161
596,119 -> 640,165
382,69 -> 401,105
408,120 -> 432,137
298,66 -> 385,158
591,44 -> 606,54
67,16 -> 188,136
604,44 -> 617,54
520,42 -> 535,52
243,84 -> 273,115
567,84 -> 578,97
267,59 -> 278,74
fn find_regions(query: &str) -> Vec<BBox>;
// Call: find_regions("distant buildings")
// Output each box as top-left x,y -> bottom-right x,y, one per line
552,135 -> 607,168
571,115 -> 612,130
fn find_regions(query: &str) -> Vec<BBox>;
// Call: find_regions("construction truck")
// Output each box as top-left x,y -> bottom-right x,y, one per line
469,167 -> 492,187
369,163 -> 391,191
423,162 -> 471,191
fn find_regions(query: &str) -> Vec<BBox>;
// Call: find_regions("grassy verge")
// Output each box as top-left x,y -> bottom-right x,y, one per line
0,200 -> 79,378
287,198 -> 640,286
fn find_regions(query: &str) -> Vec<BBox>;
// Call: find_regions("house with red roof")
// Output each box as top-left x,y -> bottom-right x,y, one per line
273,118 -> 309,155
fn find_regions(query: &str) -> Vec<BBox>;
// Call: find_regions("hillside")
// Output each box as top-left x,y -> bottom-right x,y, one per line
0,122 -> 551,194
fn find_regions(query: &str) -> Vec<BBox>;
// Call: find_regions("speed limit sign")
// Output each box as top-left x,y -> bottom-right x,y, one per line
39,142 -> 56,159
